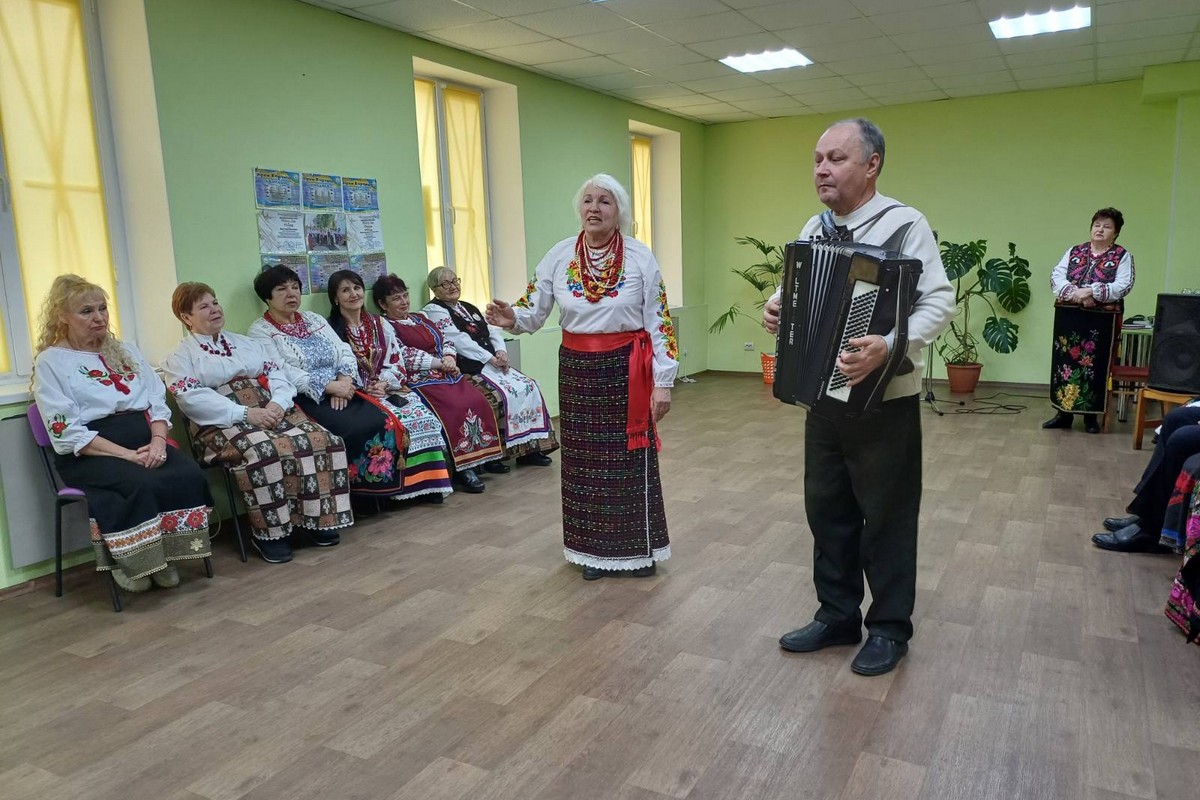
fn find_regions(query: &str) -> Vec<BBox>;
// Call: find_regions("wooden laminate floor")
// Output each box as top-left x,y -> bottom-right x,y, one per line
1,373 -> 1197,800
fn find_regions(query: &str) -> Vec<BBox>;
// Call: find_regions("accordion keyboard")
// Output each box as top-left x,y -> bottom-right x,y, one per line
826,281 -> 880,400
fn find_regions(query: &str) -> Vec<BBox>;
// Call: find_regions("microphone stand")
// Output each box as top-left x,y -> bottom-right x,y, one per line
923,341 -> 944,416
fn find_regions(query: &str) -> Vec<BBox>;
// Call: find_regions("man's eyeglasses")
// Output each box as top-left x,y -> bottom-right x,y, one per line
438,278 -> 461,290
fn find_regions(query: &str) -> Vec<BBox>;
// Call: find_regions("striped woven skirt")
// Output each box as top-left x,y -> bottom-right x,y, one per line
189,377 -> 353,541
558,342 -> 669,570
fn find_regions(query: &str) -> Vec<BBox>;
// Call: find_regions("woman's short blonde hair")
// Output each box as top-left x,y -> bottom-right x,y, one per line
171,282 -> 216,325
572,173 -> 632,233
34,274 -> 135,371
427,266 -> 457,292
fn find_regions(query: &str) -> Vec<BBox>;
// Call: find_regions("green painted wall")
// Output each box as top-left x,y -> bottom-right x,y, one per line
703,81 -> 1184,383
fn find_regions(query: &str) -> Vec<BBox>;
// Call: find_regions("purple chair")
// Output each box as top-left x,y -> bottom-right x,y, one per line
25,402 -> 213,612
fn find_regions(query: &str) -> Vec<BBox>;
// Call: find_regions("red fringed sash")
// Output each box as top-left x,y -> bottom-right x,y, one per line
562,330 -> 658,451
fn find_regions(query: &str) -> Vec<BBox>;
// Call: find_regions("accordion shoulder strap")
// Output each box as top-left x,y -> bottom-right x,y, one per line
819,203 -> 909,246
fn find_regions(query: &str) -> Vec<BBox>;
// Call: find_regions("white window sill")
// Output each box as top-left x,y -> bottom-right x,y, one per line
0,381 -> 32,408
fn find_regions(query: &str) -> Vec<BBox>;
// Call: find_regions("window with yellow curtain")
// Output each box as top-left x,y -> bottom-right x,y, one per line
0,0 -> 120,379
413,79 -> 491,305
630,134 -> 653,251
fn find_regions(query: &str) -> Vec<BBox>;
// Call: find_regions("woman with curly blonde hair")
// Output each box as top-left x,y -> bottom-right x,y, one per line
32,275 -> 212,595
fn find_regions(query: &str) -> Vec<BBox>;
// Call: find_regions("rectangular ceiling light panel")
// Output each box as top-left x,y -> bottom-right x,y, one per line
720,48 -> 812,74
989,5 -> 1091,40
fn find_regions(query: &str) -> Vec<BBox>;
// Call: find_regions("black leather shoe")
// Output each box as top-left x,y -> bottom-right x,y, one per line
851,636 -> 908,676
300,528 -> 340,547
456,469 -> 485,493
516,451 -> 553,467
252,536 -> 293,564
582,566 -> 605,581
1083,414 -> 1100,434
482,460 -> 511,474
1042,411 -> 1074,429
421,492 -> 445,505
1103,514 -> 1139,532
1091,523 -> 1172,554
629,563 -> 656,578
779,620 -> 862,653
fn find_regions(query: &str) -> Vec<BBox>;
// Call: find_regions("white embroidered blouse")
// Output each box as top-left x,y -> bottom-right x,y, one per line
504,234 -> 680,387
32,342 -> 170,456
161,332 -> 296,427
246,311 -> 358,402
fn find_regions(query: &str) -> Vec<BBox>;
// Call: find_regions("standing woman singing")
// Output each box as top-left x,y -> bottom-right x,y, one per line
486,173 -> 679,580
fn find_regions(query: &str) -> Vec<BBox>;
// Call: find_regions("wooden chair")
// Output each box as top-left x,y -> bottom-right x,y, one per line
1106,363 -> 1149,432
1131,387 -> 1195,450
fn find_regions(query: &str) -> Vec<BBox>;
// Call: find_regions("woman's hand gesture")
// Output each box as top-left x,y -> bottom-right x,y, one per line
486,300 -> 516,330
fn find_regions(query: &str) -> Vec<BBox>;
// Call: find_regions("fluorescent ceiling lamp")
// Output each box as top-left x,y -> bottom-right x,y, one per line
720,48 -> 812,74
989,5 -> 1091,39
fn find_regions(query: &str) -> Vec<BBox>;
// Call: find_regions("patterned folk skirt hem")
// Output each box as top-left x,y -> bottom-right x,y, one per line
563,545 -> 671,571
453,451 -> 506,471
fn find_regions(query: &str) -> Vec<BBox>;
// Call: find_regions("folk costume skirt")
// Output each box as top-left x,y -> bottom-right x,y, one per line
558,333 -> 669,571
295,391 -> 451,500
467,364 -> 559,458
55,412 -> 212,580
409,377 -> 505,471
1049,303 -> 1119,415
189,377 -> 353,541
1164,454 -> 1200,644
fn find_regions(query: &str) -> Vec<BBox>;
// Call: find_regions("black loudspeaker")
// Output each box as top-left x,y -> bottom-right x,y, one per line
1148,293 -> 1200,394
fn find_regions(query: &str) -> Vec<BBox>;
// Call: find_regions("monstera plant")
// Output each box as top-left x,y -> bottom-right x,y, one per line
935,239 -> 1031,391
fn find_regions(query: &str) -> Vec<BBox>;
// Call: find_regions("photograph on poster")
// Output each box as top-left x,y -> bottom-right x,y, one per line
254,168 -> 301,209
342,177 -> 379,213
308,252 -> 351,294
350,253 -> 388,287
305,213 -> 347,252
258,210 -> 306,255
302,173 -> 343,211
260,254 -> 310,292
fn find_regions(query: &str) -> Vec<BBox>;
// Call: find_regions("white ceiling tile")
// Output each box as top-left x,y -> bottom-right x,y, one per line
995,28 -> 1095,54
807,97 -> 881,113
907,42 -> 1003,65
650,61 -> 736,82
942,83 -> 1017,98
920,57 -> 1008,77
576,71 -> 666,90
608,46 -> 710,70
860,78 -> 940,97
871,89 -> 949,105
705,85 -> 786,102
718,0 -> 797,8
484,39 -> 595,64
755,64 -> 834,83
851,66 -> 932,86
1095,0 -> 1200,25
460,0 -> 582,16
772,75 -> 854,94
431,19 -> 549,49
508,4 -> 631,38
1009,61 -> 1094,81
687,33 -> 791,61
652,93 -> 727,109
738,0 -> 864,30
674,101 -> 746,115
933,71 -> 1019,90
732,96 -> 812,114
851,0 -> 951,14
1018,74 -> 1099,91
563,27 -> 674,54
535,55 -> 631,78
619,85 -> 698,100
1003,45 -> 1095,69
1097,66 -> 1147,82
822,52 -> 918,75
703,111 -> 765,122
788,86 -> 872,105
360,0 -> 497,30
679,74 -> 766,93
887,23 -> 994,51
1097,50 -> 1188,70
868,3 -> 984,36
776,18 -> 882,48
972,0 -> 1056,19
599,0 -> 731,26
645,12 -> 765,44
802,37 -> 900,63
1098,34 -> 1194,57
1095,18 -> 1200,43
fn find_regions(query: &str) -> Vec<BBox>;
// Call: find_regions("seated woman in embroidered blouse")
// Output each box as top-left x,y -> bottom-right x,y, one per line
31,275 -> 212,594
422,266 -> 558,471
161,282 -> 353,564
486,173 -> 678,580
371,274 -> 505,494
1043,207 -> 1135,435
247,265 -> 453,504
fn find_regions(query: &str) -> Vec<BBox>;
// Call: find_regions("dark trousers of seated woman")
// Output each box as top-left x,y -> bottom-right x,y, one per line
1127,406 -> 1200,535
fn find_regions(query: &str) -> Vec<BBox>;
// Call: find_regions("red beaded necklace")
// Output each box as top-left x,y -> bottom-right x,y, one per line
574,230 -> 624,303
345,312 -> 381,377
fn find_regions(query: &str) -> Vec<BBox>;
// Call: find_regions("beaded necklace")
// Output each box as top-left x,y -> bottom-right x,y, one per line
345,312 -> 382,378
195,332 -> 233,357
574,230 -> 624,303
264,311 -> 311,339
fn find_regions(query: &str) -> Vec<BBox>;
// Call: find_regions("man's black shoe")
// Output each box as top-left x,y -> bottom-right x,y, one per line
1091,523 -> 1172,554
483,460 -> 511,474
1103,514 -> 1139,532
851,636 -> 908,676
516,451 -> 553,467
1042,411 -> 1074,429
779,620 -> 861,653
456,469 -> 485,493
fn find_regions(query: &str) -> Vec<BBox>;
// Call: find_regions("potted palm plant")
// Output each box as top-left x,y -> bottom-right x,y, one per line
936,239 -> 1031,393
710,236 -> 784,382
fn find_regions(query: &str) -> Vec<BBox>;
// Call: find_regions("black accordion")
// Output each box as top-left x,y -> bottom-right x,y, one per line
773,239 -> 922,418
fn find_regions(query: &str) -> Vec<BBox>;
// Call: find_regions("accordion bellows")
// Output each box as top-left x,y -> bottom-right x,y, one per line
774,240 -> 923,418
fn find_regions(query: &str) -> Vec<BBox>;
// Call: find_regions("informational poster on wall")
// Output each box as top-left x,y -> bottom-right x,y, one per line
254,168 -> 386,295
